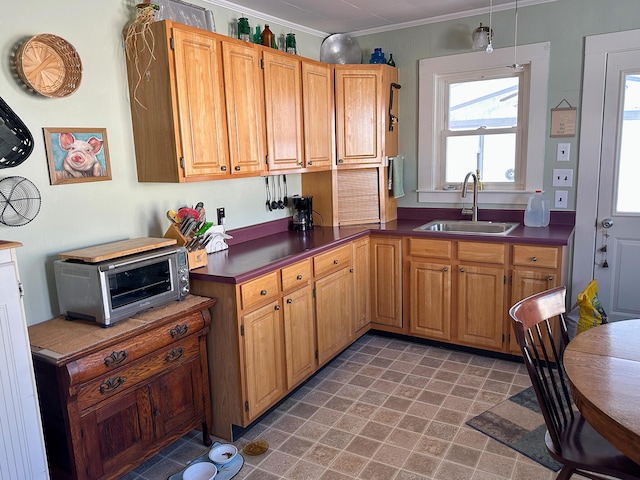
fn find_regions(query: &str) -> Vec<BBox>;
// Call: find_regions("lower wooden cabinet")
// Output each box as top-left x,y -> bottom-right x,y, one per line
283,284 -> 316,387
353,237 -> 371,334
407,259 -> 451,340
371,236 -> 403,331
28,296 -> 215,480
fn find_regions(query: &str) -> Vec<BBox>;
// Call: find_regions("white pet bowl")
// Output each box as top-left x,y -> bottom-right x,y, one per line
208,444 -> 238,464
182,461 -> 217,480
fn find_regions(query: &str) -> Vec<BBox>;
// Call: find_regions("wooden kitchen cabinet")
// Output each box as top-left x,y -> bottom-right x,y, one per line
405,238 -> 452,341
370,236 -> 403,331
283,284 -> 316,388
302,60 -> 334,170
28,296 -> 214,480
353,237 -> 371,335
314,244 -> 354,365
507,244 -> 562,354
334,64 -> 398,167
125,21 -> 264,182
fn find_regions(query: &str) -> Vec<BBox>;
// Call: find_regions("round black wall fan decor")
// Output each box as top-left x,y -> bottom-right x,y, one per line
0,176 -> 41,226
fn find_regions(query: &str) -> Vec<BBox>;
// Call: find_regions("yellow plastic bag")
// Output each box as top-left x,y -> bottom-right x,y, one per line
576,279 -> 608,334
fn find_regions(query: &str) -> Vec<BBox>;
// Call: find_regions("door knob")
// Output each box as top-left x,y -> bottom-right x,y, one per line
602,218 -> 614,229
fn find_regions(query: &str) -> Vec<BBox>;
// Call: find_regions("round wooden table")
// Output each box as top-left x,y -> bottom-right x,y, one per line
563,319 -> 640,466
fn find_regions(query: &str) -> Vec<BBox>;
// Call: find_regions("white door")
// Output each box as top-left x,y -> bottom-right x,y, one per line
594,50 -> 640,321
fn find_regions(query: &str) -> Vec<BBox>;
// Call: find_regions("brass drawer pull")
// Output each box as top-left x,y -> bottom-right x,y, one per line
99,376 -> 125,395
104,350 -> 128,368
165,347 -> 184,363
170,324 -> 189,338
261,289 -> 267,296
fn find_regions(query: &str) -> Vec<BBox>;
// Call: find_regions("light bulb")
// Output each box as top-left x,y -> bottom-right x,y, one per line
486,43 -> 493,53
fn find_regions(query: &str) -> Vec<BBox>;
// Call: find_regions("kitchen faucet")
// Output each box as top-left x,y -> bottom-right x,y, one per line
461,171 -> 479,221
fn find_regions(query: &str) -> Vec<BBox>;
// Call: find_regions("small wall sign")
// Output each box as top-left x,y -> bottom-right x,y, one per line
550,99 -> 577,138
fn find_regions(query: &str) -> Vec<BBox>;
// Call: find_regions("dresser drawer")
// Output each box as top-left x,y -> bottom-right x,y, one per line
281,259 -> 312,292
513,245 -> 559,269
240,271 -> 279,310
314,244 -> 352,277
76,335 -> 200,411
407,238 -> 452,259
66,311 -> 206,386
457,241 -> 506,264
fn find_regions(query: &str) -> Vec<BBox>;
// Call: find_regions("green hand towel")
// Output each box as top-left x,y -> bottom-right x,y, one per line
390,156 -> 405,198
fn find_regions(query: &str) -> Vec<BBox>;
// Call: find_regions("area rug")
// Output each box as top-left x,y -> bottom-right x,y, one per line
466,386 -> 562,471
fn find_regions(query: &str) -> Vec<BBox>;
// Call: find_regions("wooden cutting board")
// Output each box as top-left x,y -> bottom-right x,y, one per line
58,237 -> 177,263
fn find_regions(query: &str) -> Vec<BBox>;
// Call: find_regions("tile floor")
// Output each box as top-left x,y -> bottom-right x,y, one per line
123,333 -> 583,480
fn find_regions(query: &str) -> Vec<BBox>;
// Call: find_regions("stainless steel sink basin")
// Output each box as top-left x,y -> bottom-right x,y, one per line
414,220 -> 520,235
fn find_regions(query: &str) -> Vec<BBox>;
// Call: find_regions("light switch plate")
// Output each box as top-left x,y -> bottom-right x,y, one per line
557,143 -> 570,161
555,190 -> 568,209
553,169 -> 573,187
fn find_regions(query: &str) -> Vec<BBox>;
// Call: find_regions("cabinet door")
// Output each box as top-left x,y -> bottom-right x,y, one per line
353,237 -> 371,333
315,267 -> 354,365
263,51 -> 303,171
78,386 -> 155,480
508,269 -> 559,354
149,355 -> 205,438
408,260 -> 451,340
173,27 -> 230,179
334,67 -> 383,166
370,237 -> 402,329
283,285 -> 316,389
456,264 -> 506,350
302,60 -> 334,169
222,41 -> 266,175
242,301 -> 285,420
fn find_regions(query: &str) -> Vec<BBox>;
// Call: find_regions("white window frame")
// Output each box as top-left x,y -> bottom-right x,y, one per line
417,42 -> 550,205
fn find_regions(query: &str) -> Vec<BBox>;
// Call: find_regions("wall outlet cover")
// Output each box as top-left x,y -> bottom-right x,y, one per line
555,190 -> 568,208
557,143 -> 570,161
552,168 -> 573,187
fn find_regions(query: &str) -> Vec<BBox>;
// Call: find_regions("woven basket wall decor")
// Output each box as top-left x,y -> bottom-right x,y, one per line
14,34 -> 82,98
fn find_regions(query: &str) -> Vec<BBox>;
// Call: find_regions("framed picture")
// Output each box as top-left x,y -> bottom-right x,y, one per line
43,127 -> 111,185
550,100 -> 577,138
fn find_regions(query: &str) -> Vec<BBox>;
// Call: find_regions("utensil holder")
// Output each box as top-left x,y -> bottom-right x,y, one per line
163,223 -> 208,270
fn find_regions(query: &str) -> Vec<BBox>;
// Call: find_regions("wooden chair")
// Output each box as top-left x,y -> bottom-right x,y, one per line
509,286 -> 640,480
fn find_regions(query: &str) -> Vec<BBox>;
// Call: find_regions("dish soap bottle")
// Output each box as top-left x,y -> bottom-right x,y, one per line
524,190 -> 550,227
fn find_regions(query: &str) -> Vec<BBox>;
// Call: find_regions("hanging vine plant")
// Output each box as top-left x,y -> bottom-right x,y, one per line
124,1 -> 159,108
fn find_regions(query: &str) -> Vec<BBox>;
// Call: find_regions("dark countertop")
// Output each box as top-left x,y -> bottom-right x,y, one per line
190,211 -> 575,284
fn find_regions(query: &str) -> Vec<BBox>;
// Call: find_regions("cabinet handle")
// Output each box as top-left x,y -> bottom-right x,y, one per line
234,166 -> 241,171
286,298 -> 293,304
338,159 -> 344,164
442,267 -> 448,272
221,166 -> 227,172
104,350 -> 128,368
459,268 -> 465,272
308,161 -> 313,166
333,259 -> 339,265
99,376 -> 125,395
296,274 -> 303,280
165,347 -> 184,363
154,409 -> 161,417
298,162 -> 303,166
531,256 -> 538,262
275,305 -> 281,311
349,268 -> 354,273
170,324 -> 189,338
548,276 -> 554,281
260,289 -> 267,296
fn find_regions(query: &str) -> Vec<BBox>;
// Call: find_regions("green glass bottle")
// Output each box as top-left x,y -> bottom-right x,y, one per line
252,25 -> 261,44
387,54 -> 396,67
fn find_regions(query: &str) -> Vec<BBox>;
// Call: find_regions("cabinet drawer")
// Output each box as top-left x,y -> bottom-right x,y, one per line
281,259 -> 312,291
513,245 -> 559,269
67,311 -> 206,386
240,272 -> 280,310
76,335 -> 200,411
408,238 -> 452,259
458,242 -> 506,264
314,244 -> 352,277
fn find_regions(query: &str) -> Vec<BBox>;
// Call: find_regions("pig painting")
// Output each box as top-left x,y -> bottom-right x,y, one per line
59,132 -> 104,178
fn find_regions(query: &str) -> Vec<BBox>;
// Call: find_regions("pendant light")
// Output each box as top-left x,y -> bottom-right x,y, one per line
472,0 -> 494,52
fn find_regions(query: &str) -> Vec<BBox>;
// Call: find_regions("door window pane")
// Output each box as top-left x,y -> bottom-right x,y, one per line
617,74 -> 640,213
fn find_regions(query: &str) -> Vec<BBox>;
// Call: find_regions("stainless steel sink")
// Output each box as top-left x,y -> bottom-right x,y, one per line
414,220 -> 520,235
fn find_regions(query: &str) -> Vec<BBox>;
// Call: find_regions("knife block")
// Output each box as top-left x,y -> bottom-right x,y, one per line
163,223 -> 208,270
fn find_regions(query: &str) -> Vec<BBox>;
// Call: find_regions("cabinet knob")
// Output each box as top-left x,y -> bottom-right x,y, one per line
531,256 -> 538,262
286,298 -> 293,304
349,268 -> 354,273
221,166 -> 227,172
298,162 -> 303,166
338,159 -> 344,164
442,267 -> 448,272
296,274 -> 303,280
333,259 -> 339,265
548,276 -> 554,281
459,268 -> 465,272
234,166 -> 241,171
154,409 -> 161,417
308,161 -> 313,166
260,289 -> 267,296
275,304 -> 281,311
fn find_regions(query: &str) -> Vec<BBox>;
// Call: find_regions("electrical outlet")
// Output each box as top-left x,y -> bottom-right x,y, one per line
552,169 -> 573,187
557,143 -> 570,161
555,190 -> 568,209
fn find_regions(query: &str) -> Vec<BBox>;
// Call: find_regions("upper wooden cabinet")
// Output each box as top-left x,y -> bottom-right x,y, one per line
124,21 -> 264,182
334,64 -> 398,167
302,60 -> 334,170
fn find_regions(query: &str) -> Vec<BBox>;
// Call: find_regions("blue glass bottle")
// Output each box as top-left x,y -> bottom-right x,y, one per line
369,48 -> 386,64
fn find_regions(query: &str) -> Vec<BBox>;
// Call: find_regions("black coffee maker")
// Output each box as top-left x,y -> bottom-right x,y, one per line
290,195 -> 313,231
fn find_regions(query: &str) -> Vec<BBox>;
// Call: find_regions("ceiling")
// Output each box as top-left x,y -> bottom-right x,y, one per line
204,0 -> 556,36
